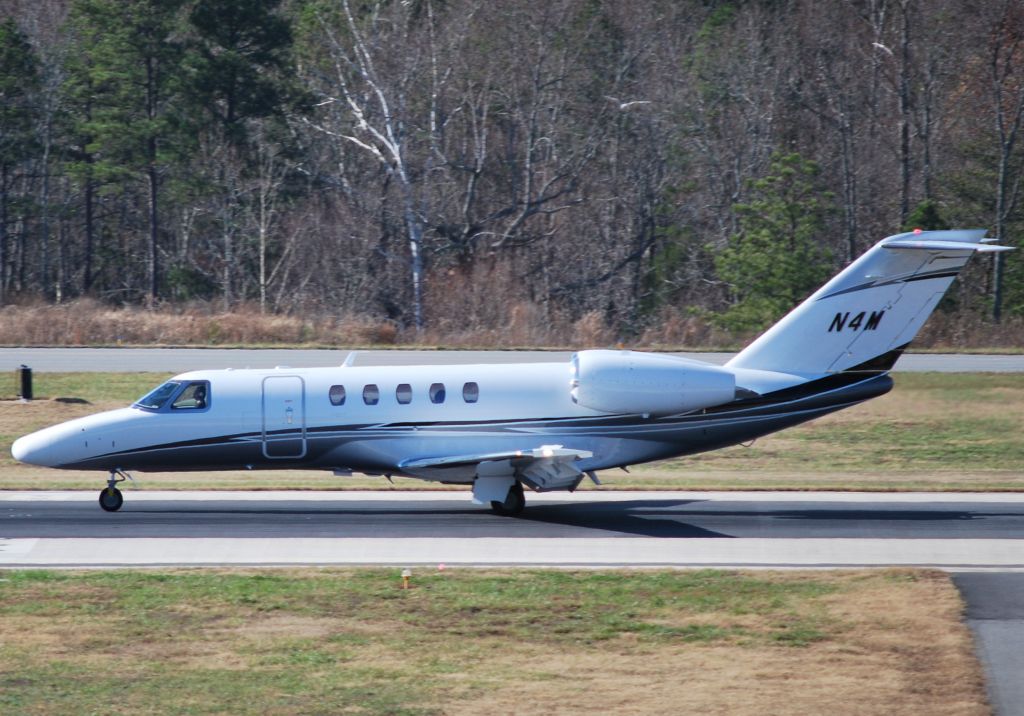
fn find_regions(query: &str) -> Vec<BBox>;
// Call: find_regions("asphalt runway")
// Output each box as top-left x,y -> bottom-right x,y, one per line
3,490 -> 1024,541
2,347 -> 1023,372
3,490 -> 1023,567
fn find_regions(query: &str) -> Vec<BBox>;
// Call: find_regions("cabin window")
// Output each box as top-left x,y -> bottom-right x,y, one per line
429,383 -> 446,404
363,384 -> 380,405
462,381 -> 479,403
396,383 -> 413,404
171,381 -> 210,410
134,381 -> 181,410
329,384 -> 346,406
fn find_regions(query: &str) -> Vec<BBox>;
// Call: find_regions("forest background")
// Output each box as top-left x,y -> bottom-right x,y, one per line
1,0 -> 1023,349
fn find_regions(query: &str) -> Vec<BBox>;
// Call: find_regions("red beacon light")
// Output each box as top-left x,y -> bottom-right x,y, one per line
913,228 -> 923,234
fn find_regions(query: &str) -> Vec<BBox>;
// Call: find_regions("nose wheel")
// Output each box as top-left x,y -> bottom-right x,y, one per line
99,486 -> 123,512
99,469 -> 132,512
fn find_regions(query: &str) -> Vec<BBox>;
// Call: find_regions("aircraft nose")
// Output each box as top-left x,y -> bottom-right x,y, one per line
11,431 -> 51,466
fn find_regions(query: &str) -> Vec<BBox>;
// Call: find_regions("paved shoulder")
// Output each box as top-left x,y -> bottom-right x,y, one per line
2,348 -> 1023,372
953,573 -> 1024,716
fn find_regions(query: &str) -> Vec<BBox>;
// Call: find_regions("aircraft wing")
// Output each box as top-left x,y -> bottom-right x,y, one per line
400,444 -> 594,492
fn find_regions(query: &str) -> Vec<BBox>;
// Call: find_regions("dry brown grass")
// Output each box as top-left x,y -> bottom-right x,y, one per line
447,571 -> 986,716
0,570 -> 988,715
916,311 -> 1024,350
0,298 -> 400,347
1,297 -> 1019,349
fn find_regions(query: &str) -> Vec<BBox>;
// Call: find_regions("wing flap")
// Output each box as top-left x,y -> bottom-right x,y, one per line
401,444 -> 594,493
400,445 -> 592,471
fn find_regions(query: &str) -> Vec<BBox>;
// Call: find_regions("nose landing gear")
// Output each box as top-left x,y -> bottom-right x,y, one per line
99,469 -> 133,512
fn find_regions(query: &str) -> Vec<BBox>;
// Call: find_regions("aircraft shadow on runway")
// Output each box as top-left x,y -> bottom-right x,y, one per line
104,498 -> 731,538
518,500 -> 732,538
515,501 -> 1024,537
159,499 -> 1005,539
41,499 -> 1024,540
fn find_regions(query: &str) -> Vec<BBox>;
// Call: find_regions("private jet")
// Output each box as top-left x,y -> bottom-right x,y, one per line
11,229 -> 1010,515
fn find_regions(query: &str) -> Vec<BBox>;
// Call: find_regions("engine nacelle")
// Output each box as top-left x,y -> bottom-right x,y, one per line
570,350 -> 736,416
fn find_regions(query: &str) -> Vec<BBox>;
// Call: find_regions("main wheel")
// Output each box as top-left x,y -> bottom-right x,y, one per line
99,486 -> 123,512
490,482 -> 525,516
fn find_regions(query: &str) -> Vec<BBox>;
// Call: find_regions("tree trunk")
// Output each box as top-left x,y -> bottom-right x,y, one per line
148,160 -> 159,305
897,1 -> 912,226
145,55 -> 159,306
0,163 -> 6,305
258,167 -> 268,314
40,127 -> 51,298
992,252 -> 1004,324
993,138 -> 1008,324
259,219 -> 267,314
83,175 -> 94,292
404,198 -> 424,332
222,203 -> 233,311
56,194 -> 66,304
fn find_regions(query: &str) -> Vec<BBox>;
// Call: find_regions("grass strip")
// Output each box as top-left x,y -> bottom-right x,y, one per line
0,569 -> 985,715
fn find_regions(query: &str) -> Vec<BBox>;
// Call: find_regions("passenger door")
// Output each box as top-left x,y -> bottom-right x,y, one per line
262,376 -> 306,459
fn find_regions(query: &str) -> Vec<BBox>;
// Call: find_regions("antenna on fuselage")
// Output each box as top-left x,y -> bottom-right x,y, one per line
343,351 -> 358,367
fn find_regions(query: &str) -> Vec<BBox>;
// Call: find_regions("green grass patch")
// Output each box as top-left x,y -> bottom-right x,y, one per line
0,371 -> 170,404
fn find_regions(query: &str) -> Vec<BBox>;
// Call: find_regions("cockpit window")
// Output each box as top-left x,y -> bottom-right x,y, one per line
134,381 -> 182,410
172,381 -> 210,410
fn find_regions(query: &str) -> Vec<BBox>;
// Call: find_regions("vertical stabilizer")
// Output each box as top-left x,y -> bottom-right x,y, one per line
726,230 -> 1012,376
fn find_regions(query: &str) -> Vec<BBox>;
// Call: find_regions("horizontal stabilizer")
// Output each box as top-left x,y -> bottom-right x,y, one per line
883,239 -> 1012,252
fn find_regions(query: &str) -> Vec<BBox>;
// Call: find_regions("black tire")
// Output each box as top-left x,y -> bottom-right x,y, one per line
490,482 -> 525,516
99,486 -> 123,512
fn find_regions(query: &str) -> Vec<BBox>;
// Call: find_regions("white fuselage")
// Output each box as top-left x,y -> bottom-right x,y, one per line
10,351 -> 888,487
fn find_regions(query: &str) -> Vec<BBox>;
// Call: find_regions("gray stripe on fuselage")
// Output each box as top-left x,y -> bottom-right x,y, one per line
817,269 -> 961,300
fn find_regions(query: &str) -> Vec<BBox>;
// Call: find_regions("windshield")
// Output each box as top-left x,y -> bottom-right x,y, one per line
134,381 -> 182,410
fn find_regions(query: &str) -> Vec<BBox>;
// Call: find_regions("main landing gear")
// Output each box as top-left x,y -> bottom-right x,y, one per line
99,469 -> 132,512
490,481 -> 526,516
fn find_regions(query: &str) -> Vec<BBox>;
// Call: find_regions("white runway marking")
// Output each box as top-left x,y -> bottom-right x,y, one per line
5,489 -> 1024,503
0,538 -> 37,556
1,536 -> 1023,570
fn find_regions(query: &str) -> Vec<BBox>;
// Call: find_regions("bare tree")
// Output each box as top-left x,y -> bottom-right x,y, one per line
986,0 -> 1024,322
306,0 -> 442,331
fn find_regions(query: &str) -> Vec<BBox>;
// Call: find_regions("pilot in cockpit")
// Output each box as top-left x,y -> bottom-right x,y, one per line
169,382 -> 208,410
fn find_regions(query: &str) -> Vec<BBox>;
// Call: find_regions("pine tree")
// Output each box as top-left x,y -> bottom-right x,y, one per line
186,0 -> 296,143
181,0 -> 301,307
715,153 -> 835,333
0,19 -> 40,303
66,0 -> 188,304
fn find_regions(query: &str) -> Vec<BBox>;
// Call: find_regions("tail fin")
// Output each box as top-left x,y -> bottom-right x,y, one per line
726,229 -> 1012,376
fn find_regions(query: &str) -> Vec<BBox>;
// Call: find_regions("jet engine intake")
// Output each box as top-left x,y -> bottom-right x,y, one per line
570,350 -> 736,416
